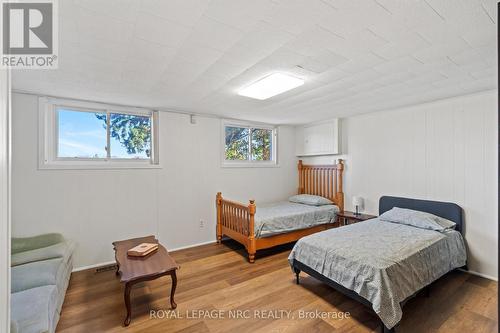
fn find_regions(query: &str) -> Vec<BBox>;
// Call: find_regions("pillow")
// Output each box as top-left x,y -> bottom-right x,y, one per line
289,194 -> 333,206
379,207 -> 456,231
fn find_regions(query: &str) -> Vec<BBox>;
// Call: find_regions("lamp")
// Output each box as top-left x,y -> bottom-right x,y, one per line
352,196 -> 364,216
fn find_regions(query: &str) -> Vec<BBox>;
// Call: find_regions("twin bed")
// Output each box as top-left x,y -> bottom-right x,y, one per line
216,159 -> 344,262
216,161 -> 467,332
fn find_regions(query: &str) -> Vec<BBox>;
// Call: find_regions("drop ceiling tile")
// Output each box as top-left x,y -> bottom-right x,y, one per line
204,0 -> 276,32
161,60 -> 211,87
313,49 -> 350,67
459,59 -> 490,74
436,63 -> 469,79
341,69 -> 381,86
315,68 -> 350,83
405,72 -> 448,86
460,76 -> 496,93
258,48 -> 308,70
367,13 -> 410,41
134,12 -> 191,47
375,71 -> 417,86
77,37 -> 130,62
461,22 -> 496,48
294,48 -> 349,74
373,56 -> 423,74
76,7 -> 135,44
184,16 -> 244,52
342,28 -> 389,52
448,48 -> 484,66
424,0 -> 481,22
412,38 -> 469,63
444,3 -> 494,36
140,0 -> 210,27
431,74 -> 475,89
470,67 -> 497,80
172,44 -> 224,68
220,23 -> 294,69
335,52 -> 386,74
376,31 -> 430,60
59,1 -> 80,45
375,0 -> 444,30
126,38 -> 177,65
120,69 -> 158,91
197,60 -> 243,82
264,0 -> 329,35
480,0 -> 497,24
74,0 -> 140,23
236,21 -> 294,53
476,45 -> 497,67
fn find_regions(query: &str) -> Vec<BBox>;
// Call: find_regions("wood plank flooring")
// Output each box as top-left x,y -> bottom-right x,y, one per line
57,240 -> 498,333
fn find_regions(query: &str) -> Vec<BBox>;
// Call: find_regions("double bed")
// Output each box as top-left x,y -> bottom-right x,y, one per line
216,160 -> 344,262
290,196 -> 467,332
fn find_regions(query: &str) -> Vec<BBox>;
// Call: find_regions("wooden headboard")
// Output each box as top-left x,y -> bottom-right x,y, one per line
298,159 -> 344,212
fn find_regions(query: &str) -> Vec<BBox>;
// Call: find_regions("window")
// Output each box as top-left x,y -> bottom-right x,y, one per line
223,122 -> 277,166
39,97 -> 159,169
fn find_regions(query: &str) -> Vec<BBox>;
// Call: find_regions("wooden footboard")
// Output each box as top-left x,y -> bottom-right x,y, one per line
216,192 -> 257,262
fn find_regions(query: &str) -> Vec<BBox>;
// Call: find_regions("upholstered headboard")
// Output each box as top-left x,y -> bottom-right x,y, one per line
379,196 -> 464,233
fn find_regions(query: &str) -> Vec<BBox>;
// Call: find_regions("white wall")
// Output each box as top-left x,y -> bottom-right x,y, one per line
12,90 -> 498,280
303,90 -> 498,280
11,93 -> 298,269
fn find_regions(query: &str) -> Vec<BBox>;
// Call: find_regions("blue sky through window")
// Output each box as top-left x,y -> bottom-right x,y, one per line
57,108 -> 150,159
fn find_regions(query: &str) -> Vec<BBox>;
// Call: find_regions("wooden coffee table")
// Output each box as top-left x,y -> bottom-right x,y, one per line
113,235 -> 179,326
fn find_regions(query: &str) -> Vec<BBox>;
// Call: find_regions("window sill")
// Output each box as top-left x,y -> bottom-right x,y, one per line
221,163 -> 280,169
38,162 -> 162,170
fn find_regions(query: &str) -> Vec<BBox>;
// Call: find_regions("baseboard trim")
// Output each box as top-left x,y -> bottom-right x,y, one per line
168,240 -> 216,252
73,261 -> 116,272
459,268 -> 498,281
72,239 -> 217,273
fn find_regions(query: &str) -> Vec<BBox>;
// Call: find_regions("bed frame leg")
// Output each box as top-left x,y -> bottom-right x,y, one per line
216,192 -> 223,244
248,252 -> 255,263
293,267 -> 300,285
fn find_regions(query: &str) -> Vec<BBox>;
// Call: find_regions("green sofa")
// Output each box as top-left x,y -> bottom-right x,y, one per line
10,234 -> 75,333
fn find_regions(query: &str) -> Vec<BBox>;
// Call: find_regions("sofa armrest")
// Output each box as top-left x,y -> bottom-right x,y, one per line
11,233 -> 65,254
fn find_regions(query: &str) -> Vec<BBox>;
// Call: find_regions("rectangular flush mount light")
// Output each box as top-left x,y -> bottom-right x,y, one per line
238,73 -> 304,100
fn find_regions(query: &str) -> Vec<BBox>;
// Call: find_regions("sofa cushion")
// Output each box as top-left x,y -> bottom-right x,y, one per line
54,256 -> 73,313
11,234 -> 65,255
11,285 -> 59,333
11,258 -> 67,293
11,241 -> 75,267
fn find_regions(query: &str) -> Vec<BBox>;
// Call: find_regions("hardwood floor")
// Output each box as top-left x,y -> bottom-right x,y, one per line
57,240 -> 498,333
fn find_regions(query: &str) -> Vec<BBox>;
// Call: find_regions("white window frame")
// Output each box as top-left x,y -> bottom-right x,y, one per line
38,97 -> 160,169
221,120 -> 278,168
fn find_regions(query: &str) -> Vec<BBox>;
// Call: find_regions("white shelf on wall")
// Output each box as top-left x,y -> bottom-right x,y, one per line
295,119 -> 340,157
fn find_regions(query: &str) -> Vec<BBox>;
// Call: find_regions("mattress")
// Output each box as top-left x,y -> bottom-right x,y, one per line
254,201 -> 339,238
288,218 -> 466,329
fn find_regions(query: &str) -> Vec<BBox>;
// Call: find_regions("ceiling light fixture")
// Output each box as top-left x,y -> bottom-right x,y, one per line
238,73 -> 304,100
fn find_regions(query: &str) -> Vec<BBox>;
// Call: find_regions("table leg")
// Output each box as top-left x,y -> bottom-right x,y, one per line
170,271 -> 177,309
124,282 -> 132,326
